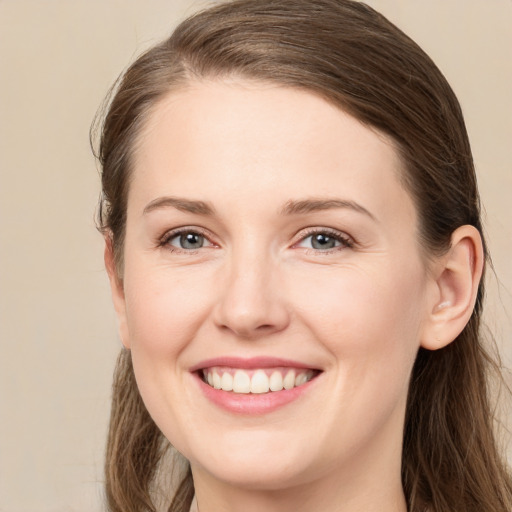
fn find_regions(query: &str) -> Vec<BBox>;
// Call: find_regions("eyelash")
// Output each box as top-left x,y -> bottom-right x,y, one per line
158,227 -> 215,254
157,227 -> 354,254
293,227 -> 354,254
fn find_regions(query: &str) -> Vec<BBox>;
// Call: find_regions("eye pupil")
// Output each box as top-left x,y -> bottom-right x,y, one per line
311,233 -> 336,250
180,232 -> 204,249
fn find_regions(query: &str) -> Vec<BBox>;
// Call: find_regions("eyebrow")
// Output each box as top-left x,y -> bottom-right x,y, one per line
280,198 -> 376,221
143,196 -> 215,216
142,195 -> 376,221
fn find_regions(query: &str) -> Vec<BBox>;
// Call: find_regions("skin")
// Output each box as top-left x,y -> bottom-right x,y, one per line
106,80 -> 483,512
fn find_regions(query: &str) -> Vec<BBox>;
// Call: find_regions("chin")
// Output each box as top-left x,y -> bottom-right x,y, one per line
197,457 -> 311,491
184,429 -> 327,491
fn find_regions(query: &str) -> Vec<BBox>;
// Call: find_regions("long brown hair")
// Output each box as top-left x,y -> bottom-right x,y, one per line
92,1 -> 512,510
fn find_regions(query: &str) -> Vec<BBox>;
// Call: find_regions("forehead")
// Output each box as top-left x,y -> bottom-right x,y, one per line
130,79 -> 416,227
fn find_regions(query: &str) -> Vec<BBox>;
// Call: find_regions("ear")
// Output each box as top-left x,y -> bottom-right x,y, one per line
420,225 -> 484,350
104,235 -> 131,349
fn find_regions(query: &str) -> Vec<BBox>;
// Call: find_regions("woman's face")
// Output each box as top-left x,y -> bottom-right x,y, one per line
112,80 -> 433,490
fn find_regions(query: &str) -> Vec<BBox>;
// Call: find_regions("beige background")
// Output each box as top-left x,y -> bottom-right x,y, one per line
0,1 -> 510,511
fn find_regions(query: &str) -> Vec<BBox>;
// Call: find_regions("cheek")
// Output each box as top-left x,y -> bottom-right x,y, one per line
123,262 -> 213,357
290,261 -> 426,448
292,260 -> 425,376
121,261 -> 215,447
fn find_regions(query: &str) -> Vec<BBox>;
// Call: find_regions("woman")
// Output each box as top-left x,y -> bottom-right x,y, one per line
93,0 -> 512,511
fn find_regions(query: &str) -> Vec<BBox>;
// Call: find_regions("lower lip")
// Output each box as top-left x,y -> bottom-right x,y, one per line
194,372 -> 319,415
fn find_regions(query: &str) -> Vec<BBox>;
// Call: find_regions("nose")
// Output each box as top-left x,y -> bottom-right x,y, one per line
212,249 -> 290,339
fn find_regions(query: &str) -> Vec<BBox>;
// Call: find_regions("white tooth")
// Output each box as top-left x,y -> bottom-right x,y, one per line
207,371 -> 213,386
295,373 -> 308,386
283,370 -> 296,390
232,370 -> 251,393
221,372 -> 233,391
212,371 -> 222,389
251,370 -> 270,394
269,371 -> 284,391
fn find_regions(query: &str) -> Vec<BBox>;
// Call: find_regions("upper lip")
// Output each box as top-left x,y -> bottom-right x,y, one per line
189,356 -> 320,372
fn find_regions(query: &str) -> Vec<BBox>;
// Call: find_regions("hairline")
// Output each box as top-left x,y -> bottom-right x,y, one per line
115,73 -> 437,274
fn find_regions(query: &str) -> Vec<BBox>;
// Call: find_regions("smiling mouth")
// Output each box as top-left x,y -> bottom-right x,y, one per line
201,367 -> 319,394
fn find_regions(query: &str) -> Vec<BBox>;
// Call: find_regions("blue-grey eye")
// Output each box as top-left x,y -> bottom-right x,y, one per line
296,231 -> 350,251
181,232 -> 204,249
310,233 -> 338,249
168,231 -> 210,250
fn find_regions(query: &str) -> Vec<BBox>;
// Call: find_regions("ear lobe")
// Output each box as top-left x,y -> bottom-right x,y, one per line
104,235 -> 131,349
421,225 -> 484,350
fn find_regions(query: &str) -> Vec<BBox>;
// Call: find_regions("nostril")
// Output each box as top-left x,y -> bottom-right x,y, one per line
212,282 -> 291,338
